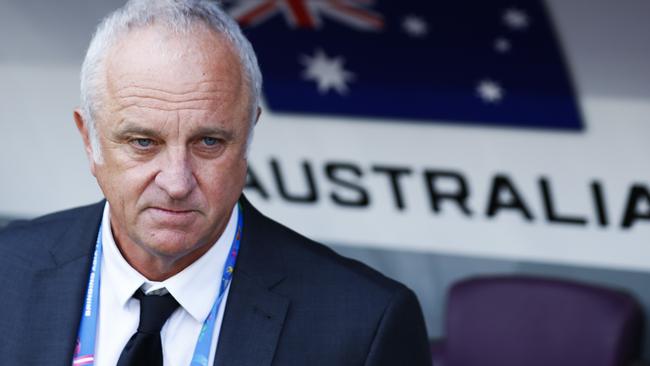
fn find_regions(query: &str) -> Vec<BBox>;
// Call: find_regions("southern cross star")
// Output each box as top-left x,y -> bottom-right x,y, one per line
402,15 -> 428,37
477,79 -> 505,103
301,49 -> 355,95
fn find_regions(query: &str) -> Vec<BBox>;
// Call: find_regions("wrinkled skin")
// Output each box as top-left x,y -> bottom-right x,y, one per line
75,24 -> 257,280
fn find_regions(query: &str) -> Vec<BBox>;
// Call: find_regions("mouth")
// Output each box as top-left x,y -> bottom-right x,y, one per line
152,207 -> 195,214
147,207 -> 199,224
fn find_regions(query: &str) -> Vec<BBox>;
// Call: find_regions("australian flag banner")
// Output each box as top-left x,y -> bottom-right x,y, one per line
224,0 -> 583,130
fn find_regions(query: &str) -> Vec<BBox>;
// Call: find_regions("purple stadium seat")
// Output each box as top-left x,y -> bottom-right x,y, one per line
432,275 -> 644,366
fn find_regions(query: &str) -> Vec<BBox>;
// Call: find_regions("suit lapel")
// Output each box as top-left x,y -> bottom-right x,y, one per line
26,202 -> 104,366
28,257 -> 94,365
213,273 -> 289,366
214,197 -> 289,366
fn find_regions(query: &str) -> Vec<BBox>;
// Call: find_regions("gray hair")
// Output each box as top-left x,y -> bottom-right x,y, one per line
80,0 -> 262,162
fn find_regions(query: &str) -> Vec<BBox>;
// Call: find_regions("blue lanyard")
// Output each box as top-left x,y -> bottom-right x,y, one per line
73,204 -> 243,366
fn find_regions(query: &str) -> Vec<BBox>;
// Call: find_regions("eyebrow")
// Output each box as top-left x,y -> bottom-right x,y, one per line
113,123 -> 162,140
112,122 -> 235,141
190,126 -> 235,141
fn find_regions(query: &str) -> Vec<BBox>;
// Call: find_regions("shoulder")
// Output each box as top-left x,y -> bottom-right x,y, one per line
240,199 -> 431,364
285,226 -> 407,297
0,201 -> 103,238
0,201 -> 104,264
242,198 -> 410,303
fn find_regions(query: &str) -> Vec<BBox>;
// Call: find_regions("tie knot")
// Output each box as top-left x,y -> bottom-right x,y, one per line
134,289 -> 180,334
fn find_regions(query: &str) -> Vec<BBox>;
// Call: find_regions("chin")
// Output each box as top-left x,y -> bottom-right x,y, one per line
141,230 -> 203,257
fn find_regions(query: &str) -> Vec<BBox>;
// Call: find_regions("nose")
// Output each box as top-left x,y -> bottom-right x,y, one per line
154,146 -> 197,200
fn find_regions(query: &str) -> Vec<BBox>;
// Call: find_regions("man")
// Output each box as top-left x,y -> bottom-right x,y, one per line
0,1 -> 431,365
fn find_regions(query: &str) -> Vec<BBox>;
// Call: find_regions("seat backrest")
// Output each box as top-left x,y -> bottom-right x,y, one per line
444,275 -> 644,366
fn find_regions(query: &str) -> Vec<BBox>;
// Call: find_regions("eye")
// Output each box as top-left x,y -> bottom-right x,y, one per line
130,138 -> 154,149
202,137 -> 219,146
194,136 -> 225,157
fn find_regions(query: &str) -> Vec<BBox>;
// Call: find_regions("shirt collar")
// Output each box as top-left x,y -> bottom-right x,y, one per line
101,202 -> 239,322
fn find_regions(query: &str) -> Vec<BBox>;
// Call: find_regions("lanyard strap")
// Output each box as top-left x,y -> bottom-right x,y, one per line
73,204 -> 243,366
73,223 -> 103,366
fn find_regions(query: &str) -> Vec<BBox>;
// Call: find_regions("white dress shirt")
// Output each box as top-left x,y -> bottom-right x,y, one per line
93,202 -> 238,366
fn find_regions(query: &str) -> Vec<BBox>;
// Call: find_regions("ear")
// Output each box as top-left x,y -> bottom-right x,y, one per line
73,108 -> 98,177
254,107 -> 262,125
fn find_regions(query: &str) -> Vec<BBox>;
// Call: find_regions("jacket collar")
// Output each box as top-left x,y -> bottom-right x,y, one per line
29,200 -> 104,365
213,195 -> 290,366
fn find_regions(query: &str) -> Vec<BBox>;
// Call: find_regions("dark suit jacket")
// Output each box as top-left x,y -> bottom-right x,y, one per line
0,197 -> 431,365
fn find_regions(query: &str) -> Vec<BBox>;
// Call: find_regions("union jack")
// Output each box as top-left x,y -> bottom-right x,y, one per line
227,0 -> 384,31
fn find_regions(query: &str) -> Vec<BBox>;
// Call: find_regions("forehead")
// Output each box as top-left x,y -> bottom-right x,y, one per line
108,22 -> 242,81
102,23 -> 248,121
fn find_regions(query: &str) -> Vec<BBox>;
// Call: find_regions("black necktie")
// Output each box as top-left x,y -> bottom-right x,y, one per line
117,289 -> 180,366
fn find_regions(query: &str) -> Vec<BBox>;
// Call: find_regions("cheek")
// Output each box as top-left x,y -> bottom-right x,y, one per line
196,158 -> 247,200
94,159 -> 156,206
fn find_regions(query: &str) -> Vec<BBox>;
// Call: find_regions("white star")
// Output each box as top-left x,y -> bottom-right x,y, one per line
494,37 -> 511,53
301,49 -> 355,95
503,8 -> 530,30
402,15 -> 428,37
477,80 -> 505,103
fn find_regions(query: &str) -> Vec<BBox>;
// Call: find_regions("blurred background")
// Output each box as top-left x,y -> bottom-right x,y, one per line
1,0 -> 649,363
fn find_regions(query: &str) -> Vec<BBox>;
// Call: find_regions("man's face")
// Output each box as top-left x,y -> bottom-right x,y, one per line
77,25 -> 252,277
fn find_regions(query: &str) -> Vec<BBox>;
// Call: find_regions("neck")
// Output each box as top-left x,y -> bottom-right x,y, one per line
117,243 -> 214,281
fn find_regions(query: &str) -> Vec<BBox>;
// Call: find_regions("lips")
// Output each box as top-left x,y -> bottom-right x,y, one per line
146,207 -> 199,225
153,207 -> 194,214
